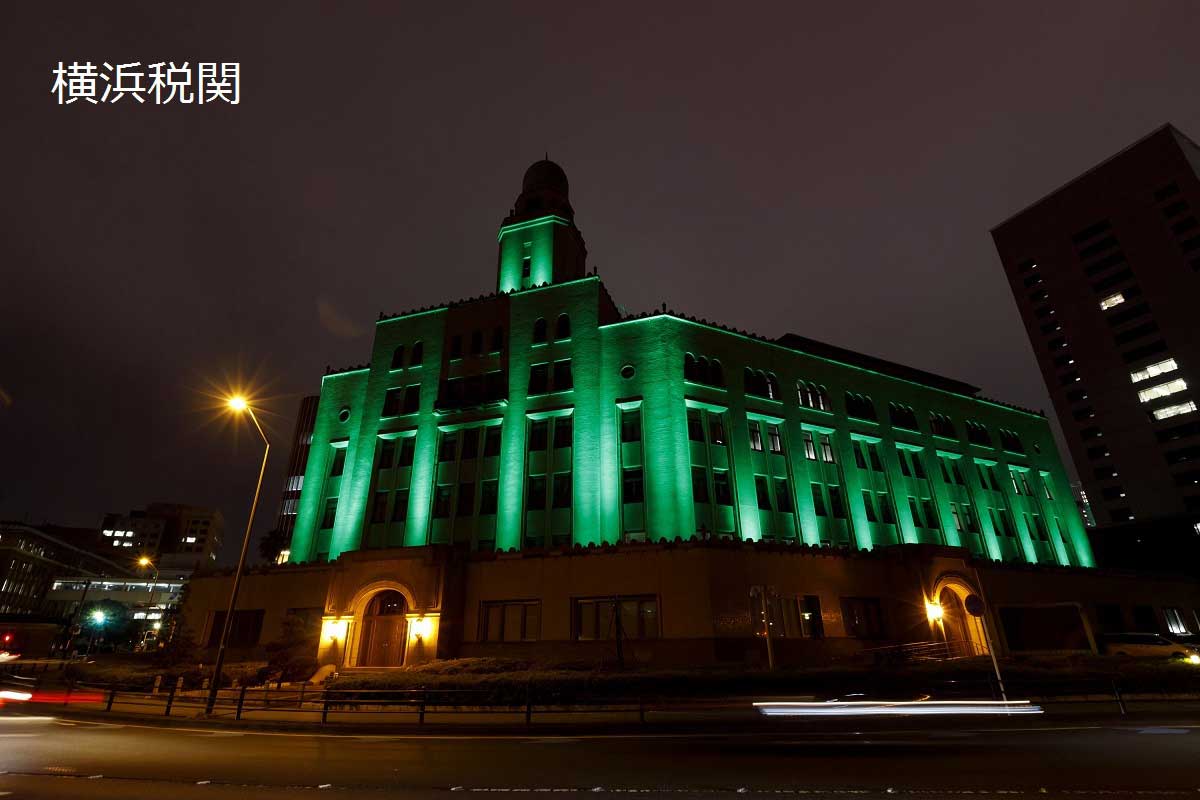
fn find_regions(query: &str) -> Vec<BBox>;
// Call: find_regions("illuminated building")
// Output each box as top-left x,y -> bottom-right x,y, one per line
993,124 -> 1200,528
273,395 -> 320,544
181,160 -> 1200,670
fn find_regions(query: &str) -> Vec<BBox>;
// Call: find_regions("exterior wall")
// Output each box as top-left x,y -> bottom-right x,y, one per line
179,542 -> 1200,670
285,288 -> 1089,571
993,125 -> 1200,525
183,564 -> 331,657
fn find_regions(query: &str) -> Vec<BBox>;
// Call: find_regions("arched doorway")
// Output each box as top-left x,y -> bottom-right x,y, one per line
358,590 -> 409,667
934,577 -> 990,656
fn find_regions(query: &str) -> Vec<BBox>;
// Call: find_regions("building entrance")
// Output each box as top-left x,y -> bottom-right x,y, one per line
358,590 -> 408,667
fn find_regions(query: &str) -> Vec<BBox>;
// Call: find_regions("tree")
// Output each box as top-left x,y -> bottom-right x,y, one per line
258,527 -> 290,563
264,614 -> 318,682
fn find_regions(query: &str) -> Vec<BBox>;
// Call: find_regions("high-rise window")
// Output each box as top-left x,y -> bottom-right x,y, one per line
687,409 -> 704,442
552,473 -> 572,508
529,363 -> 549,394
692,467 -> 709,503
862,491 -> 878,523
378,440 -> 396,470
527,475 -> 547,509
1154,400 -> 1197,420
457,483 -> 475,516
461,428 -> 479,460
479,480 -> 498,514
829,486 -> 846,518
811,484 -> 827,516
392,489 -> 409,522
552,359 -> 573,391
803,431 -> 817,460
329,448 -> 346,477
819,434 -> 835,463
439,432 -> 458,462
1130,358 -> 1178,383
433,486 -> 452,518
713,471 -> 732,505
774,479 -> 793,513
1137,378 -> 1188,403
399,437 -> 415,467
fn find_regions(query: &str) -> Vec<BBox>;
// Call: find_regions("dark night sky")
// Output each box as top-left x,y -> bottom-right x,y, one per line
3,2 -> 1199,563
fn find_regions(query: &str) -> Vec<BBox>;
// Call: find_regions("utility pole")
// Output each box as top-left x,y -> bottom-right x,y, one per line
751,585 -> 775,671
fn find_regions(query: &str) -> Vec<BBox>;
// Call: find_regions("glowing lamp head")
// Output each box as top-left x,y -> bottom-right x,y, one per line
90,610 -> 107,625
227,396 -> 248,412
410,616 -> 435,640
152,622 -> 162,630
137,557 -> 152,567
925,602 -> 944,623
1188,654 -> 1200,665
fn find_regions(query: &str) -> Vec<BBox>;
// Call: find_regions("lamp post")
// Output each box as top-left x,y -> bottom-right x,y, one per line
137,557 -> 160,647
205,396 -> 270,715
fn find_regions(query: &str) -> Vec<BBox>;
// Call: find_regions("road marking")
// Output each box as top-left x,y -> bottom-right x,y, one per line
1137,727 -> 1190,734
0,734 -> 40,738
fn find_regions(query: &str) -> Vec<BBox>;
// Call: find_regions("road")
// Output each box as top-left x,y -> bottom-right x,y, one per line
2,710 -> 1200,798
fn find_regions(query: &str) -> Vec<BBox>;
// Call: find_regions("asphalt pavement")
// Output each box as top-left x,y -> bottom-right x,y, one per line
2,707 -> 1200,799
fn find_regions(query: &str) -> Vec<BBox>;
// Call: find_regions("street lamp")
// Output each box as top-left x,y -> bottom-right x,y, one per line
205,395 -> 270,715
137,556 -> 161,646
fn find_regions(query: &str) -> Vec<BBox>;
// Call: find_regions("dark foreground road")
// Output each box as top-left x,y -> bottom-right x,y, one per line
2,710 -> 1199,799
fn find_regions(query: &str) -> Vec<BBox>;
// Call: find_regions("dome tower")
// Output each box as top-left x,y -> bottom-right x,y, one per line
496,159 -> 588,292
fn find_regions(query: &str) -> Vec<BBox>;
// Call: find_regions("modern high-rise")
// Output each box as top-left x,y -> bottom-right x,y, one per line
992,124 -> 1200,527
273,395 -> 320,547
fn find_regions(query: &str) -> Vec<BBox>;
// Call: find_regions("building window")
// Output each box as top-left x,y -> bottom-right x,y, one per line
999,429 -> 1025,454
709,416 -> 727,447
553,416 -> 573,449
521,255 -> 531,280
692,467 -> 710,503
526,475 -> 547,510
482,600 -> 541,642
399,437 -> 415,467
767,425 -> 783,453
755,476 -> 772,510
749,422 -> 763,451
840,597 -> 884,638
484,426 -> 502,457
862,491 -> 878,523
1164,607 -> 1191,636
480,480 -> 498,514
713,471 -> 732,505
687,409 -> 704,442
803,431 -> 817,460
457,482 -> 476,516
819,433 -> 835,463
529,362 -> 549,395
552,359 -> 573,392
320,498 -> 338,529
1099,292 -> 1126,311
774,479 -> 794,513
811,484 -> 827,516
845,392 -> 877,421
552,473 -> 572,508
449,334 -> 463,360
888,403 -> 919,431
382,388 -> 403,417
574,596 -> 659,640
622,468 -> 645,504
491,326 -> 504,353
392,489 -> 410,522
555,314 -> 571,340
755,595 -> 824,638
1138,378 -> 1188,404
1130,358 -> 1178,384
684,354 -> 725,388
929,412 -> 956,439
528,420 -> 549,451
621,408 -> 642,443
461,428 -> 479,460
798,381 -> 830,411
329,448 -> 346,477
966,421 -> 992,447
439,432 -> 458,462
533,318 -> 547,344
433,485 -> 452,518
390,345 -> 405,370
370,491 -> 389,524
410,341 -> 423,366
1154,401 -> 1197,421
377,439 -> 396,470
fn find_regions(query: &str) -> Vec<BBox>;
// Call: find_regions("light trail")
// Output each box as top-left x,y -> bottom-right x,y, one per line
753,699 -> 1043,716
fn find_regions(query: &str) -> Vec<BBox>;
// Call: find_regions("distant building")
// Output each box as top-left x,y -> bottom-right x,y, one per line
44,572 -> 189,646
992,124 -> 1200,529
0,522 -> 130,616
272,395 -> 320,555
101,503 -> 225,570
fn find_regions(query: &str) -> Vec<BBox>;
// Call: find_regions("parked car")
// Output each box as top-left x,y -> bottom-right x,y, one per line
1102,632 -> 1200,659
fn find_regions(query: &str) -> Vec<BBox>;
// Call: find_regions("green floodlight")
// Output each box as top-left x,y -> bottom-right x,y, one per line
90,610 -> 107,625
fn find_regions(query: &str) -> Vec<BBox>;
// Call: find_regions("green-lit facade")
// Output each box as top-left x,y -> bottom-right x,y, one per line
287,161 -> 1094,571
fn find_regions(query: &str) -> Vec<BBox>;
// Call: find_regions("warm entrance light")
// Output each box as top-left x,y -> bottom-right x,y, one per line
925,601 -> 944,623
410,616 -> 435,640
227,396 -> 248,412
